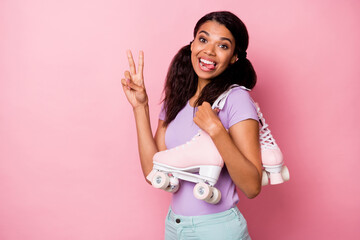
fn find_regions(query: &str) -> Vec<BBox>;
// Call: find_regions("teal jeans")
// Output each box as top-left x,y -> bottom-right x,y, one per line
165,207 -> 251,240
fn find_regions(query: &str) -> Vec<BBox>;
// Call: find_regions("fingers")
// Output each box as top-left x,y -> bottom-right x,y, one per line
138,50 -> 144,76
124,70 -> 131,80
196,102 -> 219,118
121,75 -> 143,92
201,102 -> 211,108
126,50 -> 136,75
126,50 -> 144,76
197,101 -> 212,112
121,78 -> 130,90
194,102 -> 223,135
201,102 -> 219,114
127,79 -> 143,91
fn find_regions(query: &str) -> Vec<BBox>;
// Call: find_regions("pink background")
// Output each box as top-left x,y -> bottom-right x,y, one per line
1,0 -> 359,239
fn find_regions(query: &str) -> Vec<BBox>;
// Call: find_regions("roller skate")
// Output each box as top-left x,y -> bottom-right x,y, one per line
255,103 -> 290,185
146,130 -> 223,204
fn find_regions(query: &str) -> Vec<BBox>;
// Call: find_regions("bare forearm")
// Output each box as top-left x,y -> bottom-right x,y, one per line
210,127 -> 262,198
133,104 -> 158,179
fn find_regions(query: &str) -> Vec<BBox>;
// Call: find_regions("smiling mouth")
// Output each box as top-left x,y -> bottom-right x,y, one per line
199,58 -> 216,71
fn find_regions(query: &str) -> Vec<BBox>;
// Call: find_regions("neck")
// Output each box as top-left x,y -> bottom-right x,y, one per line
195,78 -> 210,96
189,77 -> 210,107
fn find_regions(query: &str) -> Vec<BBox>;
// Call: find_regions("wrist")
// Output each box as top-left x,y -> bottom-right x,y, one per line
133,104 -> 149,118
208,122 -> 226,138
133,103 -> 149,112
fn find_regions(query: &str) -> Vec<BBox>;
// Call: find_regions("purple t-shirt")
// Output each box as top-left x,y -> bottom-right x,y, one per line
159,87 -> 259,216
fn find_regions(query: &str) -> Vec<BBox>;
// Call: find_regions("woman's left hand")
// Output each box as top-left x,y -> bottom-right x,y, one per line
193,102 -> 225,137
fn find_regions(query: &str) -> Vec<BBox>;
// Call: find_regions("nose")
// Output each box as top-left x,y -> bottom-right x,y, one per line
204,43 -> 216,56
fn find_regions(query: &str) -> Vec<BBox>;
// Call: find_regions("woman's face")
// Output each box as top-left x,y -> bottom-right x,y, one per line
191,20 -> 237,82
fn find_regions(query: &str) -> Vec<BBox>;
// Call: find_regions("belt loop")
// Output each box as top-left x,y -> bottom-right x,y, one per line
230,207 -> 237,215
167,207 -> 172,221
233,206 -> 241,220
191,217 -> 196,232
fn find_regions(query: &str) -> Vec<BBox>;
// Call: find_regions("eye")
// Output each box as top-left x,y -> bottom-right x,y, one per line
219,44 -> 229,50
199,37 -> 207,43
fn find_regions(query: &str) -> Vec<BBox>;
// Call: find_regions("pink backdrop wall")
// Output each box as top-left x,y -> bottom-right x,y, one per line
1,0 -> 359,239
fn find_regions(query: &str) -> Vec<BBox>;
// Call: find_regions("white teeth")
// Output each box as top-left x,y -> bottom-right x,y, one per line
200,58 -> 215,65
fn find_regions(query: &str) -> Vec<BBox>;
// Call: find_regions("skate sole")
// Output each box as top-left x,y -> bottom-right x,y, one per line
263,163 -> 284,173
152,162 -> 222,186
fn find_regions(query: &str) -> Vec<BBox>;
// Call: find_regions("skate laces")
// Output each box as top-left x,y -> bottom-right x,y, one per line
257,106 -> 278,150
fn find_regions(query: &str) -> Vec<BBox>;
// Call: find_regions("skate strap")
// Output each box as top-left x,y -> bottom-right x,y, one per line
212,84 -> 251,110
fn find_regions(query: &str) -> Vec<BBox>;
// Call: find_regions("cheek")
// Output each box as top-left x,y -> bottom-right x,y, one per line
191,52 -> 199,68
220,53 -> 234,67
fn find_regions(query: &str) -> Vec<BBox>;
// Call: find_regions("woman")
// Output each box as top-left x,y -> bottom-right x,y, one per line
122,11 -> 262,240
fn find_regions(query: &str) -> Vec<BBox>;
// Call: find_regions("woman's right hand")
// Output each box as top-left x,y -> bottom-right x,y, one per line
121,50 -> 148,109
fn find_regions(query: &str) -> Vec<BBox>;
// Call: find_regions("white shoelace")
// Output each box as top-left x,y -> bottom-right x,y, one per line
257,106 -> 278,150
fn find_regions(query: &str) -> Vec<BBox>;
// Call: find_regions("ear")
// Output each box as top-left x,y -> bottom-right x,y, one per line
230,54 -> 238,64
190,41 -> 193,52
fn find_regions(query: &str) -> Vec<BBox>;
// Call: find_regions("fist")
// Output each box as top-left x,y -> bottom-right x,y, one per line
193,102 -> 223,136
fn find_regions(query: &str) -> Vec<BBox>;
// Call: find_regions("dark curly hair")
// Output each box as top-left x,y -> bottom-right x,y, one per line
162,11 -> 257,126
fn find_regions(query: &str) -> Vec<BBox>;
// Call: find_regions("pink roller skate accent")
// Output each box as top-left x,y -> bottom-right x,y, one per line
146,130 -> 224,204
154,131 -> 223,169
255,103 -> 290,185
261,149 -> 284,185
149,130 -> 223,186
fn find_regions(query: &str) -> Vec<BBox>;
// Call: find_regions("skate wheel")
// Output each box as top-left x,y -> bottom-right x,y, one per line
281,165 -> 290,182
165,177 -> 180,193
193,182 -> 212,201
206,187 -> 221,204
151,172 -> 170,190
261,170 -> 269,186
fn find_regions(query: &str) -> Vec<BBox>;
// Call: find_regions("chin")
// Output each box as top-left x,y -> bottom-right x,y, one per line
196,71 -> 221,81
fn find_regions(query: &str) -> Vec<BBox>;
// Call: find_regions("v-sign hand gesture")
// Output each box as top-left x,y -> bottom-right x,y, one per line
121,50 -> 148,109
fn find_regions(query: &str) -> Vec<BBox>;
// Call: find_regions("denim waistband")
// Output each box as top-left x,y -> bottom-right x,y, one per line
167,206 -> 242,226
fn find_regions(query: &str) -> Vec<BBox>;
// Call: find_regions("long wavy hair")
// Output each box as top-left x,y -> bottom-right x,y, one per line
162,11 -> 257,126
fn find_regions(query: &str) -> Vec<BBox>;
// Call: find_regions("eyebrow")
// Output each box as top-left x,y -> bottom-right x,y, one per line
198,30 -> 233,44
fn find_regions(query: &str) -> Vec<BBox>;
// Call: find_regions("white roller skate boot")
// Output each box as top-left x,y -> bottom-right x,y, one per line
255,103 -> 290,185
146,130 -> 223,204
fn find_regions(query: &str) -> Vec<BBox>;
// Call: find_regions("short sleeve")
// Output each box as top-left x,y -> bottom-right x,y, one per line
159,102 -> 166,121
221,87 -> 259,128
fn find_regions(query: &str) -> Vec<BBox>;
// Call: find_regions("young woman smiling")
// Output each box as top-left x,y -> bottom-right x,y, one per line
122,11 -> 261,240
